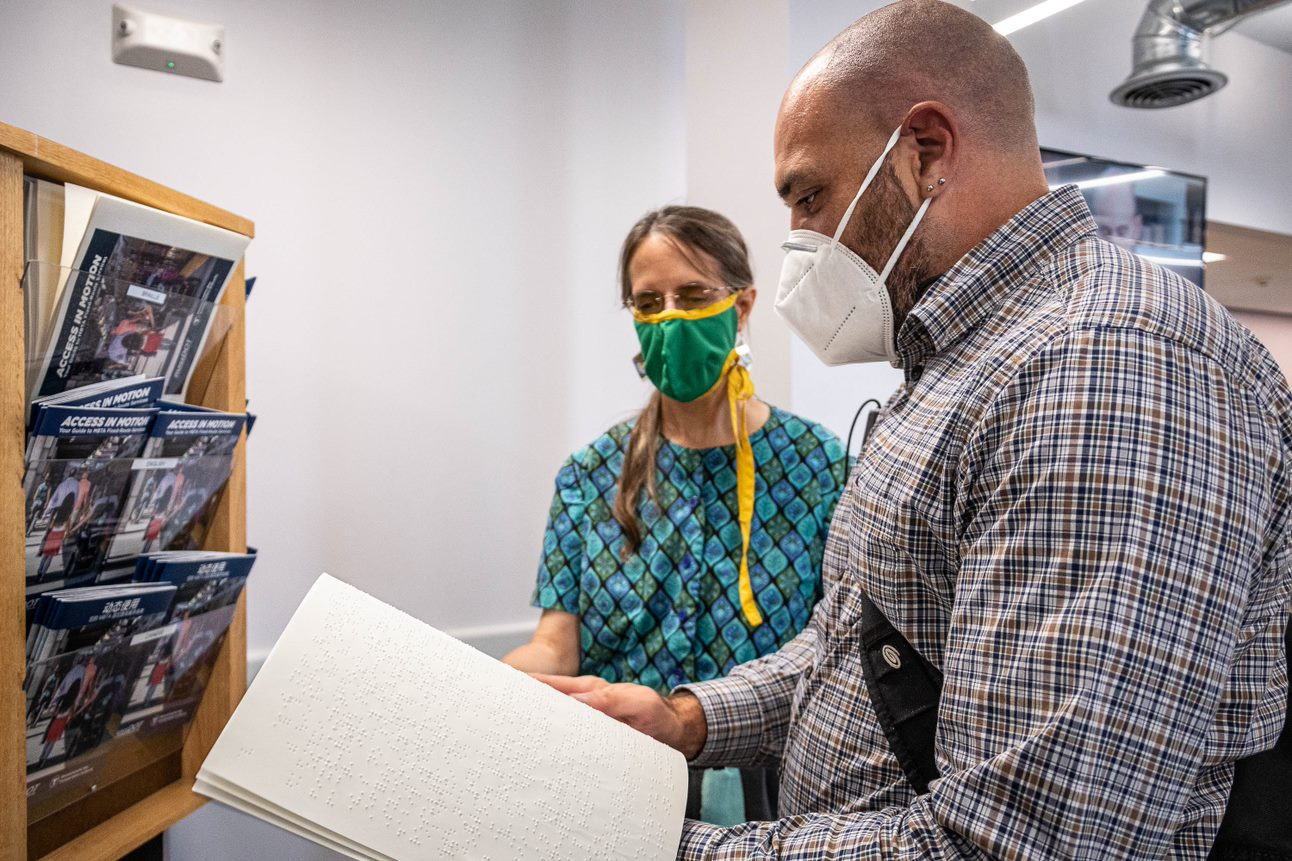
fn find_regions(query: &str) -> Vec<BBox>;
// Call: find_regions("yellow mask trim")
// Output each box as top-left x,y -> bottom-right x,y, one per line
721,349 -> 763,628
631,291 -> 740,325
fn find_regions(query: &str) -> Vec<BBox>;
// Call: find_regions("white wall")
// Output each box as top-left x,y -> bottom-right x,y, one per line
0,2 -> 685,857
1233,311 -> 1292,379
0,0 -> 687,649
684,0 -> 792,407
785,0 -> 1292,438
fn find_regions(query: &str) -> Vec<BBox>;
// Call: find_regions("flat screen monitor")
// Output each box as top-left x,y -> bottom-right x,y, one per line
1040,148 -> 1207,289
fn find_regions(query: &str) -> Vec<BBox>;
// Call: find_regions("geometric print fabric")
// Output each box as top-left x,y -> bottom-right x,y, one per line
532,405 -> 846,693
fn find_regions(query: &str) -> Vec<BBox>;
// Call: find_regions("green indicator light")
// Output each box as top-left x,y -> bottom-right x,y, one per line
166,61 -> 175,69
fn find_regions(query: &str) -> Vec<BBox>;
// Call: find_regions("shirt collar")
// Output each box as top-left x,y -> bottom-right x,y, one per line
895,184 -> 1098,370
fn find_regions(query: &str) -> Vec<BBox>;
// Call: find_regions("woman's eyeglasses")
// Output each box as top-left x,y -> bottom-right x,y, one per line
626,285 -> 731,315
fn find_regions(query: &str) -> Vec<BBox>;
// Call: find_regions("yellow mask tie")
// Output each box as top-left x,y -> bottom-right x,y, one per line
720,350 -> 762,628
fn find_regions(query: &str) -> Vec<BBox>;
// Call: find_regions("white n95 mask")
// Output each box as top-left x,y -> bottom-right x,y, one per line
775,125 -> 932,366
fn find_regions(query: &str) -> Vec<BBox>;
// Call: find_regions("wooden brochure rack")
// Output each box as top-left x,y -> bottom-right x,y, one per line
0,122 -> 254,861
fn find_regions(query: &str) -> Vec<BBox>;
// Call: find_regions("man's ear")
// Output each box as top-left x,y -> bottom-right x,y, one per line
902,101 -> 957,197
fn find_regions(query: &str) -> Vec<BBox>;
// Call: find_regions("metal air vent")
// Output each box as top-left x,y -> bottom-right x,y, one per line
1111,67 -> 1229,109
1112,0 -> 1292,109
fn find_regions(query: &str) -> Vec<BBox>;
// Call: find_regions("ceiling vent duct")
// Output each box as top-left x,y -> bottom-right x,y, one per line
1111,0 -> 1292,108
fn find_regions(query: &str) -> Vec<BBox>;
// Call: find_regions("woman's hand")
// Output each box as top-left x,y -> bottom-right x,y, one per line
502,610 -> 579,676
533,674 -> 708,759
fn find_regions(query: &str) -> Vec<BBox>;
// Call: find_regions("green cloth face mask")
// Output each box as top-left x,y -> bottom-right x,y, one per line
633,292 -> 739,403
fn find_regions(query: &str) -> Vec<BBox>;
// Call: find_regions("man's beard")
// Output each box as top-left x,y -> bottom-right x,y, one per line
843,161 -> 934,339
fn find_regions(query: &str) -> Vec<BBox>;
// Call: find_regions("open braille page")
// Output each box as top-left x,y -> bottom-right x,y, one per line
195,574 -> 688,861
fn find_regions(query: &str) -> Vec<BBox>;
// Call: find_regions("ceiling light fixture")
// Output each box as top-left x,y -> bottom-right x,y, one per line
1074,168 -> 1166,189
1137,253 -> 1204,267
1042,156 -> 1092,170
1047,168 -> 1167,191
995,0 -> 1093,37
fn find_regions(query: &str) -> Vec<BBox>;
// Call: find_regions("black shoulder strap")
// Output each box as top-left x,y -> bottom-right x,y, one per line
1208,613 -> 1292,861
856,590 -> 943,795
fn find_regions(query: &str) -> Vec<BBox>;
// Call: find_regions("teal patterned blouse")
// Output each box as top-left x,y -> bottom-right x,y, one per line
532,406 -> 847,692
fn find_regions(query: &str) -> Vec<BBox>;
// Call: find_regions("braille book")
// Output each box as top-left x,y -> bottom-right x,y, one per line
196,574 -> 688,861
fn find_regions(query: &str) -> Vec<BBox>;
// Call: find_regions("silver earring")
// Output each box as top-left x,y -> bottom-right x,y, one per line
926,184 -> 934,192
938,177 -> 946,185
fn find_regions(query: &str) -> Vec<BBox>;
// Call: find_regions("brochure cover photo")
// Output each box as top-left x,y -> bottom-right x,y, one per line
23,406 -> 156,592
31,187 -> 249,401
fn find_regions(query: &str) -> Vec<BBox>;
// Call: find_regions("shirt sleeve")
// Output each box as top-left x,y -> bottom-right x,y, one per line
675,579 -> 832,769
675,327 -> 1289,860
530,454 -> 588,616
673,425 -> 848,769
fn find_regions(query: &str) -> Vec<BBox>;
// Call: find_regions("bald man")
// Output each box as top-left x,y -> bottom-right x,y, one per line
542,2 -> 1292,858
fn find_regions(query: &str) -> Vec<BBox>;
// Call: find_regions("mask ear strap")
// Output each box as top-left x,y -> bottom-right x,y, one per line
878,195 -> 932,284
831,125 -> 904,247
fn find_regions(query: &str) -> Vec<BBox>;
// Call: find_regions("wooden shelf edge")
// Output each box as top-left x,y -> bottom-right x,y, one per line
0,122 -> 254,238
2,150 -> 28,861
34,782 -> 206,861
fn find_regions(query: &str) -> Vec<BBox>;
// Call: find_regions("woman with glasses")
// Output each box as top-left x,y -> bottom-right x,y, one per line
504,205 -> 846,824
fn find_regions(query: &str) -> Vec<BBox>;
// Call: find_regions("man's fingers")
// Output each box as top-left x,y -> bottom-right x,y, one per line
571,688 -> 636,725
575,686 -> 666,732
571,690 -> 607,709
534,677 -> 678,746
530,672 -> 607,695
531,673 -> 624,719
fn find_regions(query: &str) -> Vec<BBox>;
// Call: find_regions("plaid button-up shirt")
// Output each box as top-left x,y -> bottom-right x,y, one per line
676,186 -> 1292,860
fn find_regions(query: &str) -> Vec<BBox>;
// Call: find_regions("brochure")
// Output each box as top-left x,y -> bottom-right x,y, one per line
24,584 -> 176,780
22,405 -> 156,602
120,551 -> 255,734
105,406 -> 245,567
28,375 -> 163,432
32,185 -> 249,400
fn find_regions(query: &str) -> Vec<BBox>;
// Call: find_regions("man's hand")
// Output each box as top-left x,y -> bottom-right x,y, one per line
533,674 -> 708,759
